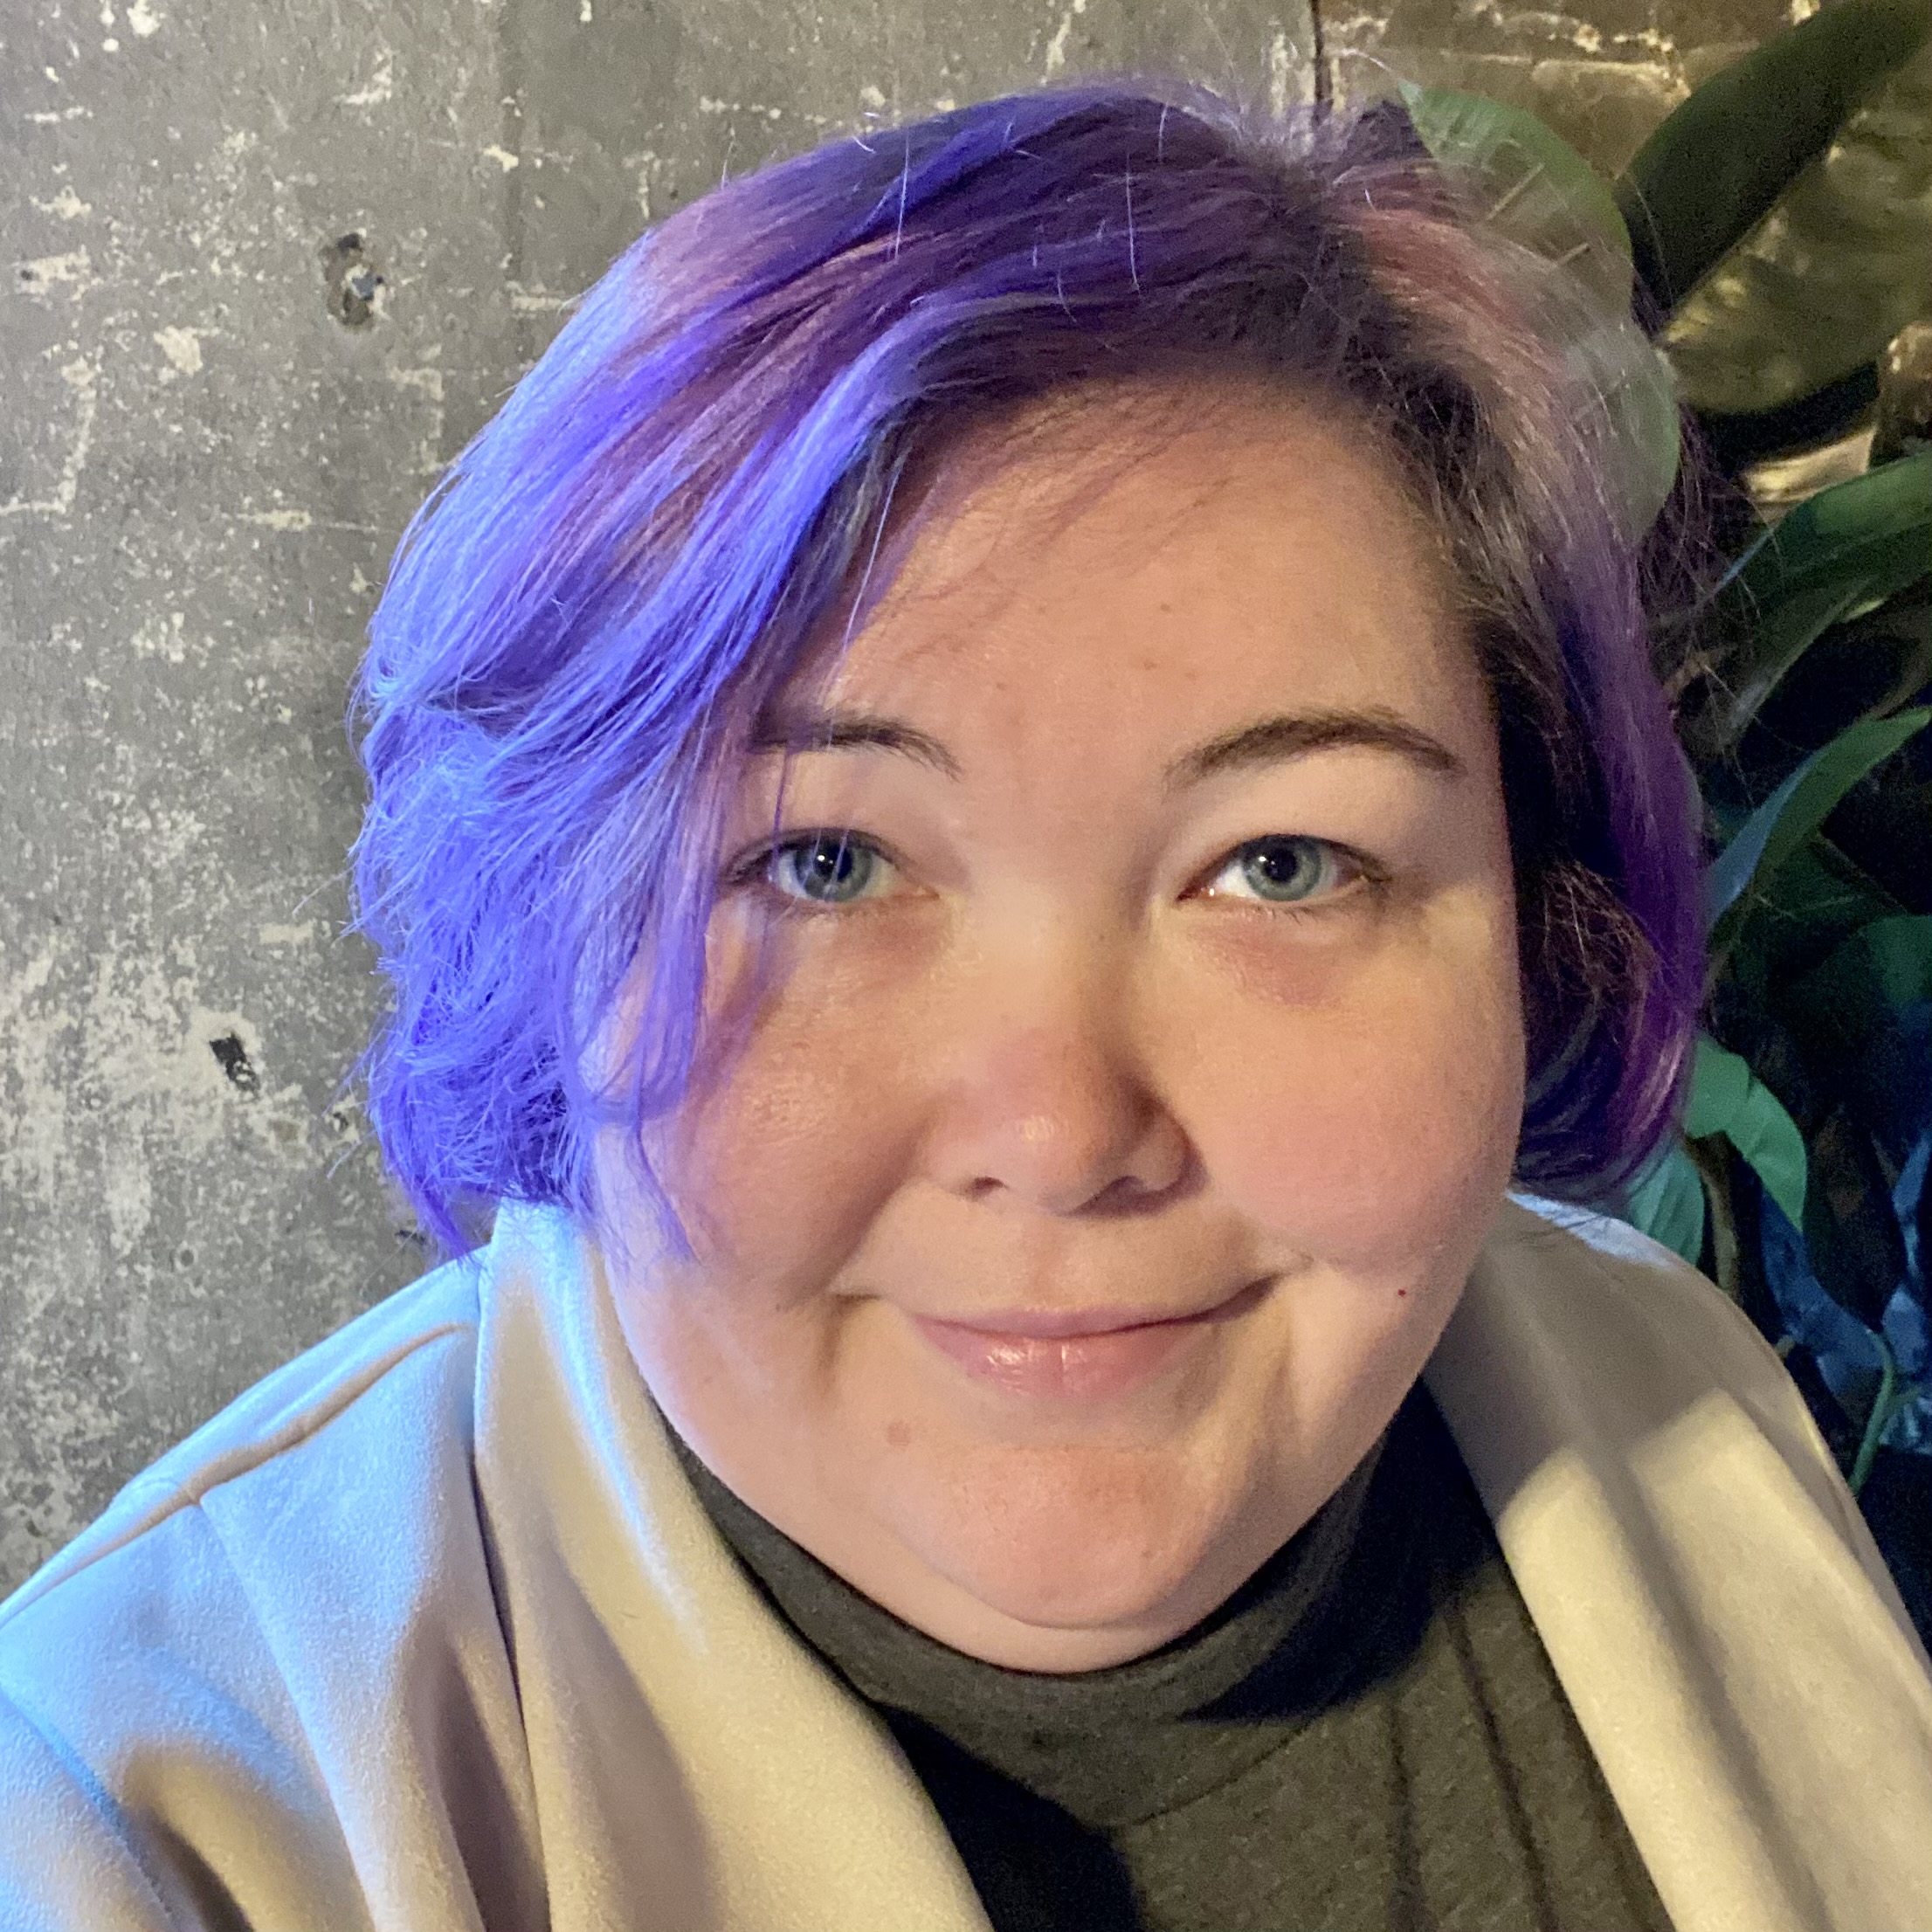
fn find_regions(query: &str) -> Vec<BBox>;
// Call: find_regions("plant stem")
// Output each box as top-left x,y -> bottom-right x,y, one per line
1849,1330 -> 1902,1498
1687,1134 -> 1739,1300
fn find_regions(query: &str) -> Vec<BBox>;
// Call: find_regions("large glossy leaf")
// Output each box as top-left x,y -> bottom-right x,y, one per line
1684,1033 -> 1811,1232
1658,36 -> 1932,417
1705,707 -> 1932,946
1735,834 -> 1911,1005
1708,447 -> 1932,745
1625,1138 -> 1708,1266
1396,86 -> 1680,542
1398,82 -> 1632,312
1790,915 -> 1932,1057
1710,443 -> 1932,606
1615,0 -> 1932,316
1823,721 -> 1932,916
1739,593 -> 1932,769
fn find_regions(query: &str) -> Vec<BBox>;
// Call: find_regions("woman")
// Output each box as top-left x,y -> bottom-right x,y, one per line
1,74 -> 1927,1932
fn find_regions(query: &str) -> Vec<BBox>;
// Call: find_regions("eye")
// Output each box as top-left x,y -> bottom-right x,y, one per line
1197,835 -> 1375,912
738,831 -> 896,910
726,828 -> 1383,920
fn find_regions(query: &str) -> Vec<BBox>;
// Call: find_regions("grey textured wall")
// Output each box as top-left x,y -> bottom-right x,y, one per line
0,0 -> 1805,1597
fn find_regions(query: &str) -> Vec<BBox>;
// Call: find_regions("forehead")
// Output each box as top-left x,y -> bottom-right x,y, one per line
791,377 -> 1473,726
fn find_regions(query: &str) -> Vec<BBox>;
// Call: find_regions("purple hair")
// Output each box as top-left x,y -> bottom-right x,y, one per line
348,74 -> 1707,1262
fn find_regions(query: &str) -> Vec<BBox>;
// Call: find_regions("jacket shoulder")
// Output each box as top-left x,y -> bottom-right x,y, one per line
0,1253 -> 542,1929
1477,1191 -> 1905,1612
0,1253 -> 483,1631
1489,1192 -> 1800,1414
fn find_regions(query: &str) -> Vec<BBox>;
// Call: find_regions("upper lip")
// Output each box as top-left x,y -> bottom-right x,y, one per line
911,1281 -> 1263,1340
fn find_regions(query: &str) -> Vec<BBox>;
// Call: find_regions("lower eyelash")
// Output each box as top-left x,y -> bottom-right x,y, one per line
1220,878 -> 1383,926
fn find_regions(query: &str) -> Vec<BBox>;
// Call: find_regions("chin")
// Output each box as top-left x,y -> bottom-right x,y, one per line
885,1439 -> 1265,1662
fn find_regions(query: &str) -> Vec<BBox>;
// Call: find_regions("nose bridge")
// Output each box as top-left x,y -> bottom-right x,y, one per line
925,914 -> 1188,1211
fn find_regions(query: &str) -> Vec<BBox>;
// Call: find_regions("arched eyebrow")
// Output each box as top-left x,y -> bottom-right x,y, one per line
748,703 -> 1466,791
1161,707 -> 1466,790
750,707 -> 964,779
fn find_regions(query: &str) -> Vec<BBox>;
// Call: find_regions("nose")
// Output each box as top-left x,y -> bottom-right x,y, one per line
918,944 -> 1191,1217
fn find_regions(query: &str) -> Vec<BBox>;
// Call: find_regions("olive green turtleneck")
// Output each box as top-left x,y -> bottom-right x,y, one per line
669,1380 -> 1675,1932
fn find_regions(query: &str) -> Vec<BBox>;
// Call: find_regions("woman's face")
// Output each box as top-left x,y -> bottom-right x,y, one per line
597,384 -> 1526,1672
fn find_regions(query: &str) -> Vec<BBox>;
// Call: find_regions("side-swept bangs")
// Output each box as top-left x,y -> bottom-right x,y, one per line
348,75 -> 1705,1261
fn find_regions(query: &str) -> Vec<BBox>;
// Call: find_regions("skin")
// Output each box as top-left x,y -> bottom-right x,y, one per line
594,376 -> 1527,1673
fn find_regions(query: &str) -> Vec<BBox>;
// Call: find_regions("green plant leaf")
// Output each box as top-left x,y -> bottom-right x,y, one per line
1816,687 -> 1932,919
1824,743 -> 1932,917
1709,447 -> 1932,745
1614,0 -> 1932,315
1397,82 -> 1632,314
1621,1036 -> 1811,1267
1658,36 -> 1932,418
1788,914 -> 1932,1055
1625,1137 -> 1708,1265
1396,85 -> 1680,542
1738,592 -> 1932,767
1731,833 -> 1911,1005
1684,1033 -> 1810,1231
1705,707 -> 1932,945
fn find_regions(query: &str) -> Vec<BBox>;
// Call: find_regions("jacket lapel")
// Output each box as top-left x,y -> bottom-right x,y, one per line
1425,1195 -> 1932,1932
473,1204 -> 995,1932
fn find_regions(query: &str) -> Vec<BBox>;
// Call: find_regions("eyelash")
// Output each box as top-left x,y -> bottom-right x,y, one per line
721,830 -> 1390,925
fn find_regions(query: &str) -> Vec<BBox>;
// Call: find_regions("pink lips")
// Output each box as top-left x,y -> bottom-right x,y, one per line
908,1294 -> 1247,1401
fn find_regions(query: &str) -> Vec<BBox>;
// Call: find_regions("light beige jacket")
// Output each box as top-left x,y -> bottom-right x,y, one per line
0,1195 -> 1928,1932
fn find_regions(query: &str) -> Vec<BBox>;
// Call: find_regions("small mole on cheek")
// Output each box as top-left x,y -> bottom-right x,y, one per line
886,1419 -> 912,1450
1397,1288 -> 1409,1299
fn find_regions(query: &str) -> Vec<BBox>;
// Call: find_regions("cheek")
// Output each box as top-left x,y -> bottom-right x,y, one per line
665,899 -> 1524,1290
1178,931 -> 1525,1265
660,938 -> 929,1292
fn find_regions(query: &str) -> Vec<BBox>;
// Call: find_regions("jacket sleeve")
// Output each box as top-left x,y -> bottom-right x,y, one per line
0,1312 -> 541,1932
0,1502 -> 390,1932
0,1684 -> 183,1931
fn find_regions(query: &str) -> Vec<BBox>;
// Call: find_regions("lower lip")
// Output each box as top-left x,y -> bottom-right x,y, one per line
908,1309 -> 1220,1401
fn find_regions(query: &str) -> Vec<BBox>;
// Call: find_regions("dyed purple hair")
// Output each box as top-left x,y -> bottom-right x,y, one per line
348,74 -> 1708,1262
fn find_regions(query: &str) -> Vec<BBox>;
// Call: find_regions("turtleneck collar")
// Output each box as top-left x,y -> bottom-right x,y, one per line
663,1392 -> 1430,1832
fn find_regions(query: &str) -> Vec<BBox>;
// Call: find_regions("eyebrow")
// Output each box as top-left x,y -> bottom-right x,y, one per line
749,703 -> 1466,791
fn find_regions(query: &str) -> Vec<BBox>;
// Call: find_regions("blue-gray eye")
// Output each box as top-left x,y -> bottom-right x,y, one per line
773,832 -> 880,903
749,829 -> 1362,914
1212,836 -> 1350,904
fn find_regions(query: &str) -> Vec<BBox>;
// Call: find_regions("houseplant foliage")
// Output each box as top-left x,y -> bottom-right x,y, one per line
1398,0 -> 1932,1646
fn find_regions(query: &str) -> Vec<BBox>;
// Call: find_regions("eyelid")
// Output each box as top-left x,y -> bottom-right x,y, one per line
722,829 -> 905,909
723,828 -> 895,879
1196,837 -> 1386,911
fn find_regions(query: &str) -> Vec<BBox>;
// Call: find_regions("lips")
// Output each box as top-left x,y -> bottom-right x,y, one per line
907,1281 -> 1263,1401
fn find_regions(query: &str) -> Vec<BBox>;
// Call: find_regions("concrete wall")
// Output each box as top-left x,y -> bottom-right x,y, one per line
0,0 -> 1807,1595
